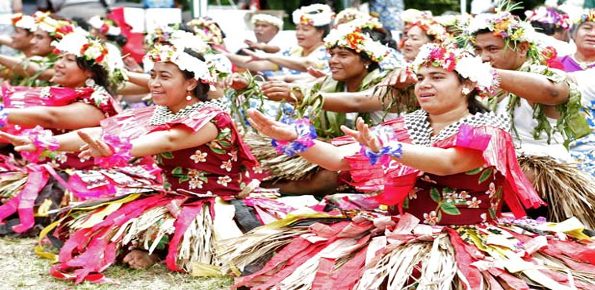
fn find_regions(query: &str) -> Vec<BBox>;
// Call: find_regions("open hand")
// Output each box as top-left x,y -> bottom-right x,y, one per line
307,66 -> 327,78
242,49 -> 268,62
0,131 -> 36,152
261,81 -> 297,102
77,130 -> 114,159
382,68 -> 417,89
223,72 -> 249,90
340,117 -> 382,153
247,109 -> 298,141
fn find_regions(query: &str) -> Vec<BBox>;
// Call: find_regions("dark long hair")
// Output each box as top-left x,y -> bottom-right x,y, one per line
456,74 -> 490,114
180,48 -> 210,102
76,57 -> 112,94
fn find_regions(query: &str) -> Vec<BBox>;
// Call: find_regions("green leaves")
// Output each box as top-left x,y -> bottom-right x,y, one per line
440,203 -> 461,215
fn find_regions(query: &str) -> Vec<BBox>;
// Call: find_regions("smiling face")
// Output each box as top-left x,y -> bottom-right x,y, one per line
414,65 -> 468,115
472,32 -> 527,70
573,21 -> 595,55
149,62 -> 198,113
51,53 -> 89,88
30,28 -> 54,56
254,21 -> 278,43
403,25 -> 432,62
328,46 -> 370,91
295,24 -> 324,50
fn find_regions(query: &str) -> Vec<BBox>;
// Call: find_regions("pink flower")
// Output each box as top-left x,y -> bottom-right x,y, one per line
189,178 -> 204,189
220,160 -> 233,172
485,182 -> 496,198
228,150 -> 238,161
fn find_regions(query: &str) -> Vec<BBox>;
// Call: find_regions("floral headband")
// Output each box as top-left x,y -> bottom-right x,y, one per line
337,16 -> 383,31
33,11 -> 74,39
145,25 -> 210,54
145,44 -> 216,85
407,15 -> 450,42
11,13 -> 37,31
411,43 -> 499,97
525,7 -> 570,30
251,14 -> 283,30
464,12 -> 537,44
187,18 -> 224,45
292,4 -> 335,27
88,15 -> 122,36
401,9 -> 432,25
435,14 -> 472,30
335,8 -> 374,26
325,26 -> 389,62
575,9 -> 595,25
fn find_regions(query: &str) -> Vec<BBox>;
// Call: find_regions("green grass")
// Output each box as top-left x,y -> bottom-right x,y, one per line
0,237 -> 234,289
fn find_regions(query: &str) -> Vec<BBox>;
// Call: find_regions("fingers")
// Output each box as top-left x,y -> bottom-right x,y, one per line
0,131 -> 23,145
306,67 -> 327,78
14,144 -> 37,152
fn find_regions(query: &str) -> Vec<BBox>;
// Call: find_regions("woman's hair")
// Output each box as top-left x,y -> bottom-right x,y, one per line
180,48 -> 210,102
314,24 -> 331,38
362,27 -> 397,49
456,74 -> 490,114
76,57 -> 112,94
327,45 -> 380,72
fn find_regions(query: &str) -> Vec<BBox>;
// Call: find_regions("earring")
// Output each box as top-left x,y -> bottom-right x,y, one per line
85,78 -> 95,87
462,87 -> 471,95
365,64 -> 369,69
186,91 -> 193,101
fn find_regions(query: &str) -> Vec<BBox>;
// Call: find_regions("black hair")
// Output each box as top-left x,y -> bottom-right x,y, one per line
328,45 -> 380,72
180,48 -> 210,102
76,57 -> 112,94
530,21 -> 557,36
361,27 -> 397,49
456,74 -> 490,114
314,24 -> 331,38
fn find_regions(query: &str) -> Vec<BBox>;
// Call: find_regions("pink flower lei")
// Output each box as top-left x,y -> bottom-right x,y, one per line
19,126 -> 60,163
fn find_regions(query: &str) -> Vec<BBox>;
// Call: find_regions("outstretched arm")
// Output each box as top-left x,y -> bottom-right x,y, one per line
5,102 -> 107,130
0,55 -> 54,80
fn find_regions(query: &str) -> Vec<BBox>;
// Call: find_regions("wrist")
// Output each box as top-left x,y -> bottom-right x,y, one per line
94,134 -> 133,168
272,117 -> 317,156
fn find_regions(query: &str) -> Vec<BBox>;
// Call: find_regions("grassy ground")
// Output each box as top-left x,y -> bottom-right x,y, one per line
0,237 -> 233,290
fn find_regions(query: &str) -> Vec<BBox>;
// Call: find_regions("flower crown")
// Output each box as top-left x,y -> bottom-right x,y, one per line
33,11 -> 74,39
575,9 -> 595,25
411,43 -> 499,97
525,7 -> 570,30
145,44 -> 216,85
325,26 -> 389,62
251,14 -> 283,30
334,8 -> 375,26
187,18 -> 224,45
11,13 -> 37,31
52,32 -> 125,86
407,15 -> 450,42
88,15 -> 122,36
435,14 -> 472,30
337,16 -> 383,31
402,9 -> 432,26
464,12 -> 537,43
292,4 -> 335,27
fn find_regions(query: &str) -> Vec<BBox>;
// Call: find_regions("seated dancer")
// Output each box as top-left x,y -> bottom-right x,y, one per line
228,23 -> 395,196
3,40 -> 258,283
0,32 -> 122,236
221,43 -> 595,290
463,8 -> 595,229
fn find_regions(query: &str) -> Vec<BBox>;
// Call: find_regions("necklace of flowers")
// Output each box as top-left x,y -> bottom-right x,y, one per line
570,53 -> 595,70
187,18 -> 224,45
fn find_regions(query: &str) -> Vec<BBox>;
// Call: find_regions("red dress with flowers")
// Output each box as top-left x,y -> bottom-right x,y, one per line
47,100 -> 259,284
222,110 -> 595,290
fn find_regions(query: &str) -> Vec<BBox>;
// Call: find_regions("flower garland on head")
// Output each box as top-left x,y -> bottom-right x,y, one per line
334,8 -> 376,26
145,43 -> 216,85
525,7 -> 570,31
33,11 -> 74,39
251,14 -> 284,30
411,42 -> 499,98
324,25 -> 390,63
88,15 -> 122,36
187,18 -> 224,45
11,13 -> 36,31
464,12 -> 537,44
292,3 -> 335,27
402,9 -> 432,26
574,9 -> 595,26
407,15 -> 450,42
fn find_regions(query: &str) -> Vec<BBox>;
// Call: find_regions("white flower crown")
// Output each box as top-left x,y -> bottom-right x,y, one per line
292,4 -> 335,27
251,14 -> 284,30
324,25 -> 389,62
144,44 -> 216,85
88,15 -> 122,36
412,43 -> 499,97
11,13 -> 37,31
